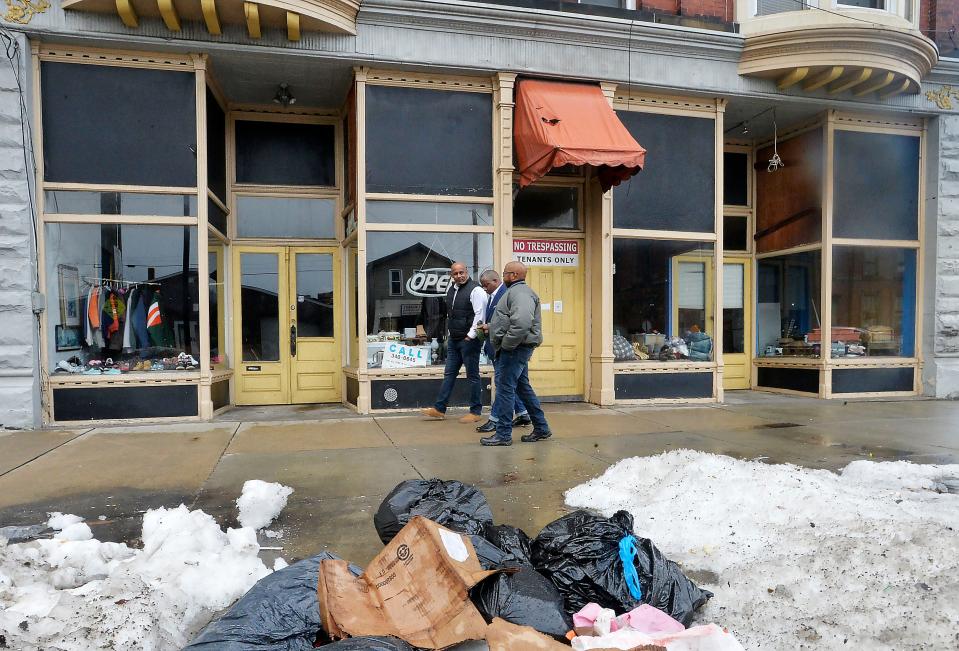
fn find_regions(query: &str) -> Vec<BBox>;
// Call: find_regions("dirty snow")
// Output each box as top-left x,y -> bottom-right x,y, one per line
236,479 -> 294,530
0,504 -> 279,650
566,450 -> 959,650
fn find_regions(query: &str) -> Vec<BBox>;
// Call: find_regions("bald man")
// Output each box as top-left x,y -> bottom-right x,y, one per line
481,261 -> 552,446
422,261 -> 486,423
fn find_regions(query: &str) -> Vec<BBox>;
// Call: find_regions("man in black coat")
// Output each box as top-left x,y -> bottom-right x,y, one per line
421,262 -> 486,423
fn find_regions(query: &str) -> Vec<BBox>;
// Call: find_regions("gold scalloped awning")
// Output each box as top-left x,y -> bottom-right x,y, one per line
62,0 -> 360,40
740,25 -> 938,99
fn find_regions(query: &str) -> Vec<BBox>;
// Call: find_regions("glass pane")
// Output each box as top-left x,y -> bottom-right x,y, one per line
295,253 -> 334,338
236,196 -> 335,239
348,244 -> 359,367
757,250 -> 822,358
832,246 -> 916,357
45,224 -> 199,375
612,239 -> 714,363
513,185 -> 579,229
240,253 -> 280,362
45,191 -> 197,217
723,152 -> 748,206
839,0 -> 884,7
208,248 -> 227,368
235,121 -> 335,187
723,263 -> 745,354
366,232 -> 494,366
208,198 -> 227,235
366,201 -> 493,226
723,216 -> 748,251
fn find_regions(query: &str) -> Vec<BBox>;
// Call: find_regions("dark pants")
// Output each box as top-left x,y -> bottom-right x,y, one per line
434,337 -> 482,415
491,346 -> 549,441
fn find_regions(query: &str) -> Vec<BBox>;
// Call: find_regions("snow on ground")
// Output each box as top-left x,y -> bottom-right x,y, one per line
236,480 -> 294,530
565,450 -> 959,650
0,483 -> 293,650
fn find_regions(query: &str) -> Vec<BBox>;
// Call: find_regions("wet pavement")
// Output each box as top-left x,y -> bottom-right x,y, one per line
1,391 -> 957,565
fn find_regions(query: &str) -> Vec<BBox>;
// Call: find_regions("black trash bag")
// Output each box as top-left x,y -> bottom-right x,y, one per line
183,552 -> 363,650
374,479 -> 493,545
471,566 -> 572,640
470,534 -> 510,570
319,637 -> 415,651
531,510 -> 713,627
482,524 -> 534,566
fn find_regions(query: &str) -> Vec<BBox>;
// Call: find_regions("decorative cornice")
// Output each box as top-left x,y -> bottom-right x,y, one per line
2,0 -> 49,24
740,25 -> 939,92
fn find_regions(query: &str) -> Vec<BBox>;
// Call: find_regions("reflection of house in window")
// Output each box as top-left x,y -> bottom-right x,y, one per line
366,243 -> 454,336
389,269 -> 403,296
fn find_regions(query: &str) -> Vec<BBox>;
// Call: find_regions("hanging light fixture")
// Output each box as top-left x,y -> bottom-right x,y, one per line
767,109 -> 784,173
273,83 -> 296,107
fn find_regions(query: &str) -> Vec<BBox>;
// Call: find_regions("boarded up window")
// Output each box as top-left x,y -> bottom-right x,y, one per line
833,131 -> 919,241
207,89 -> 227,201
41,62 -> 196,187
235,121 -> 335,187
613,111 -> 715,232
366,85 -> 493,196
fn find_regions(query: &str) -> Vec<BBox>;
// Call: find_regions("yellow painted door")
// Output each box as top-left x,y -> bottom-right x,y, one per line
233,247 -> 341,406
525,247 -> 585,398
234,247 -> 290,405
722,258 -> 752,391
289,248 -> 341,404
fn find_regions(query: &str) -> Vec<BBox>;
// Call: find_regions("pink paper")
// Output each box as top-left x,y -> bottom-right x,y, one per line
623,604 -> 685,634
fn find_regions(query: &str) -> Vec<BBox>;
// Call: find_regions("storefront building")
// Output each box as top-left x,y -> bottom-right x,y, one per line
0,0 -> 957,427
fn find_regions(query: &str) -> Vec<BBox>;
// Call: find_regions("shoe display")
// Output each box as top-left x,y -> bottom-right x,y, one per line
475,420 -> 497,433
56,360 -> 81,374
103,368 -> 121,375
521,429 -> 553,443
512,414 -> 533,427
150,361 -> 165,371
480,435 -> 512,446
459,413 -> 483,424
421,407 -> 445,419
118,361 -> 132,372
82,367 -> 102,375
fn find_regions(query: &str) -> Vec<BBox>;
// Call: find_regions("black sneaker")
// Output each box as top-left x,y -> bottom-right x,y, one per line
512,414 -> 533,427
475,420 -> 497,433
521,429 -> 552,443
480,435 -> 512,446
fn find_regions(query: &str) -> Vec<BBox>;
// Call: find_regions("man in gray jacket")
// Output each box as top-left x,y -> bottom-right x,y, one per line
480,261 -> 552,446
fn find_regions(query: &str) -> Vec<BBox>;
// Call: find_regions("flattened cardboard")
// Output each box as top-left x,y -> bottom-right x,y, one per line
485,618 -> 573,651
318,516 -> 500,649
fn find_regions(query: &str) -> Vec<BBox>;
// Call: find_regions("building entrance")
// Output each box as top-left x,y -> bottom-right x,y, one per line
514,237 -> 586,398
233,246 -> 340,405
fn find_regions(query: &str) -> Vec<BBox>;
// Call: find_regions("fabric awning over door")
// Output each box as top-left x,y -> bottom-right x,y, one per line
514,79 -> 646,192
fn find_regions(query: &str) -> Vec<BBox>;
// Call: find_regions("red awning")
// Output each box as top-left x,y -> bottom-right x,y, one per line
514,79 -> 646,192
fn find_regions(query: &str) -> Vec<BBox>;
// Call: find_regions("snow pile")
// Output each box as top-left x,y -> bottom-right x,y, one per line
566,450 -> 959,650
0,504 -> 280,650
236,480 -> 294,530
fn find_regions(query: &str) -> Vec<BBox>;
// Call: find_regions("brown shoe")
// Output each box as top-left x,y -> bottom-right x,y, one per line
421,407 -> 446,419
458,413 -> 483,424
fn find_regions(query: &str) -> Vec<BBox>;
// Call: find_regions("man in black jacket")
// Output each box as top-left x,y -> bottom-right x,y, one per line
422,262 -> 486,423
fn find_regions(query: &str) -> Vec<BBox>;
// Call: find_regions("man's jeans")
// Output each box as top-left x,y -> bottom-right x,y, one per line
434,337 -> 483,415
491,346 -> 549,441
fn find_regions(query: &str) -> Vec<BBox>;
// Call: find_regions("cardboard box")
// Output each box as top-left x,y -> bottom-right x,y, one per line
318,516 -> 501,649
485,618 -> 573,651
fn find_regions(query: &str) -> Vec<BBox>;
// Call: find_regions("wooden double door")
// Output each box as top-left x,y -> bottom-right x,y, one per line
233,246 -> 341,405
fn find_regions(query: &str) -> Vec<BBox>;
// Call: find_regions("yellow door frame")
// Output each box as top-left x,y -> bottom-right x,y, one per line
722,255 -> 753,391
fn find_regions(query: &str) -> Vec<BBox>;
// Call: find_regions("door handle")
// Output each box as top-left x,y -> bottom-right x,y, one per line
290,324 -> 297,357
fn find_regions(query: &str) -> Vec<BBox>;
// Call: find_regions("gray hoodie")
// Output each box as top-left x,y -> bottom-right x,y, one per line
489,280 -> 543,354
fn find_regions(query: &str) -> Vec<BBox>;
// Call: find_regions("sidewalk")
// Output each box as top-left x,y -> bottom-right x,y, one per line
1,392 -> 957,565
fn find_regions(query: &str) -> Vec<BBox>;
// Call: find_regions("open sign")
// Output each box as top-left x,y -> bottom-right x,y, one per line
406,268 -> 453,297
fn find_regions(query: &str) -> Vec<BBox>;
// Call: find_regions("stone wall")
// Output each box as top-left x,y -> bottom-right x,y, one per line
929,113 -> 959,398
0,30 -> 40,428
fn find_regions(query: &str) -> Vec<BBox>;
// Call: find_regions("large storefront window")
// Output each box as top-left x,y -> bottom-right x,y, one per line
757,251 -> 822,358
832,247 -> 916,358
366,232 -> 493,367
612,239 -> 715,362
46,224 -> 199,375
